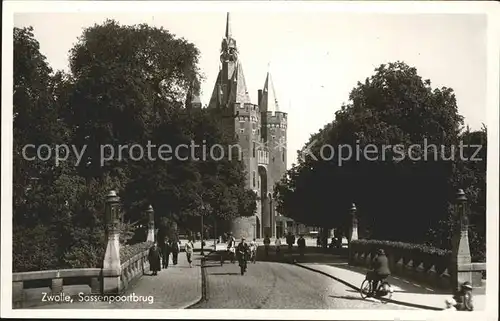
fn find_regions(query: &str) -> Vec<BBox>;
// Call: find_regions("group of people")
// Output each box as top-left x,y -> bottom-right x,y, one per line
147,238 -> 195,275
262,232 -> 307,257
226,233 -> 258,264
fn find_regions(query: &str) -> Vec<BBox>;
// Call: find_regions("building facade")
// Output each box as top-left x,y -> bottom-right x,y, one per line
200,13 -> 288,239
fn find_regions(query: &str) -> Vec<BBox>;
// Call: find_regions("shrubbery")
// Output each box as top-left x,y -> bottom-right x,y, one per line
120,242 -> 154,263
13,225 -> 60,272
350,239 -> 451,257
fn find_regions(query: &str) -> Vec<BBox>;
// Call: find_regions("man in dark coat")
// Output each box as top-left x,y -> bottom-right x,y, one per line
286,232 -> 295,253
171,236 -> 180,265
370,248 -> 391,296
263,235 -> 271,257
236,237 -> 250,272
148,243 -> 162,276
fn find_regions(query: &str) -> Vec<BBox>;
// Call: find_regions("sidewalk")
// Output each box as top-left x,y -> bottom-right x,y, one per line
295,259 -> 486,311
117,252 -> 203,308
33,252 -> 203,309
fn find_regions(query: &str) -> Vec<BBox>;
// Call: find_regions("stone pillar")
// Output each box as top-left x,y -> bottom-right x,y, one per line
350,203 -> 358,242
451,189 -> 472,292
146,205 -> 155,243
102,190 -> 121,294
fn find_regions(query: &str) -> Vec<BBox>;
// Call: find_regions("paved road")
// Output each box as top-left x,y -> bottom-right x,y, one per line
192,258 -> 415,309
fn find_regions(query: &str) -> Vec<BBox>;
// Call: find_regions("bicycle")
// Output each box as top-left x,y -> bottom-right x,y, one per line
360,274 -> 393,303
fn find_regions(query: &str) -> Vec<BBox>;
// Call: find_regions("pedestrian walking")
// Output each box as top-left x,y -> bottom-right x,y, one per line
148,243 -> 162,276
263,235 -> 271,257
162,239 -> 171,269
297,234 -> 306,258
286,232 -> 295,253
171,238 -> 180,265
185,238 -> 194,268
275,237 -> 281,255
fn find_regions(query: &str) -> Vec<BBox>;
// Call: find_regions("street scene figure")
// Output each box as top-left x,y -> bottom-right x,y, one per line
263,235 -> 271,257
171,238 -> 180,265
249,238 -> 257,263
162,239 -> 171,269
297,234 -> 306,258
369,249 -> 391,297
148,243 -> 162,276
274,237 -> 281,256
227,232 -> 236,263
452,281 -> 474,311
286,232 -> 295,253
185,238 -> 194,268
236,237 -> 250,275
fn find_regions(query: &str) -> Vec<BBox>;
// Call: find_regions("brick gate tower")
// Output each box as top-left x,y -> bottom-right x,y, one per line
203,13 -> 288,239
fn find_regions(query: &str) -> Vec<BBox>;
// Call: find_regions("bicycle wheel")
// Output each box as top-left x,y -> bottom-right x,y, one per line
379,282 -> 393,303
360,279 -> 371,299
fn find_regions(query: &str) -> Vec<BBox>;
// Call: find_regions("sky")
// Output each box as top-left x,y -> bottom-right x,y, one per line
14,11 -> 487,168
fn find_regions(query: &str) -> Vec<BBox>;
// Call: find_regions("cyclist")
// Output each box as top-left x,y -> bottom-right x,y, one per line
236,237 -> 250,274
452,281 -> 474,311
369,248 -> 391,297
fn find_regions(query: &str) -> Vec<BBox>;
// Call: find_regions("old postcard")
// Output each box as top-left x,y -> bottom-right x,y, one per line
2,1 -> 498,320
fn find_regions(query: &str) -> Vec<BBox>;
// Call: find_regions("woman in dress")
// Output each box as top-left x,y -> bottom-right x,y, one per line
148,242 -> 162,276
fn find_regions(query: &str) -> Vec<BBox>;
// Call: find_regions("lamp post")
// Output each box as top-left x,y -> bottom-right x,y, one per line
103,190 -> 121,293
200,203 -> 205,256
350,203 -> 358,242
452,188 -> 472,291
146,205 -> 155,243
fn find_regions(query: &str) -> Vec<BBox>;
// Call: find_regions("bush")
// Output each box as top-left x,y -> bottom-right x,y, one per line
13,225 -> 60,272
350,239 -> 451,257
63,244 -> 104,269
120,241 -> 153,263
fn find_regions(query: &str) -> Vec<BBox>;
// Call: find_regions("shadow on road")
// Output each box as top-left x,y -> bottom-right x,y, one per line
328,294 -> 365,302
209,272 -> 239,276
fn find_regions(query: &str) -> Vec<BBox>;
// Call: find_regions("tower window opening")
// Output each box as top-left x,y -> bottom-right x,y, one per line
282,151 -> 285,162
253,171 -> 256,187
240,128 -> 244,133
253,142 -> 256,157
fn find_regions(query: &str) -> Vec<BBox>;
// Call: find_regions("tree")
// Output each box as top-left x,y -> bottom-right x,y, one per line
13,21 -> 257,271
275,62 -> 486,259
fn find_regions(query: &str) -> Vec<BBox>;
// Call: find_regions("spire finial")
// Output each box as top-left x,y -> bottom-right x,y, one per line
225,12 -> 231,38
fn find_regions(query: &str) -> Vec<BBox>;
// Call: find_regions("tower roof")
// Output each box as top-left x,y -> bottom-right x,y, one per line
225,12 -> 232,38
260,71 -> 279,113
208,13 -> 251,108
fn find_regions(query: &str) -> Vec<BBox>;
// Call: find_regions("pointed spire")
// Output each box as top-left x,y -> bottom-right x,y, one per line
225,12 -> 231,38
260,71 -> 279,113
